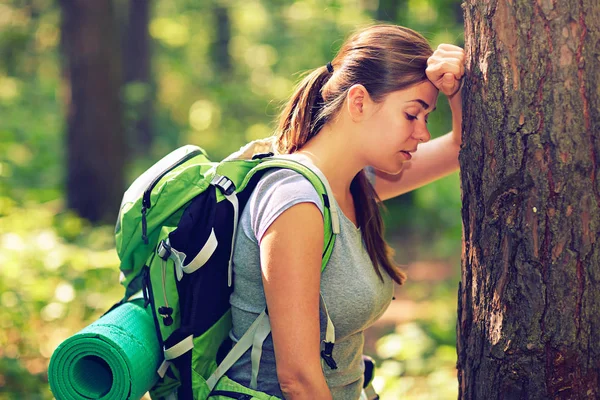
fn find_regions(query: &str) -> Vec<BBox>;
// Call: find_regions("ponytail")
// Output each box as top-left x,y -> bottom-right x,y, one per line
275,66 -> 332,154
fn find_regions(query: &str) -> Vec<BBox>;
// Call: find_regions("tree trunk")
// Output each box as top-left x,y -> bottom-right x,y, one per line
60,0 -> 126,223
376,0 -> 405,22
211,4 -> 231,75
458,0 -> 600,398
123,0 -> 153,154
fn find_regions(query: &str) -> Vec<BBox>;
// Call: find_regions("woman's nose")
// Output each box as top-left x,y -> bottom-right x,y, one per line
414,122 -> 431,143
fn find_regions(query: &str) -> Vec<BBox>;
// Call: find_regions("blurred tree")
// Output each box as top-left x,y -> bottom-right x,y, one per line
210,3 -> 232,75
376,0 -> 406,22
458,0 -> 599,398
59,0 -> 126,223
123,0 -> 154,154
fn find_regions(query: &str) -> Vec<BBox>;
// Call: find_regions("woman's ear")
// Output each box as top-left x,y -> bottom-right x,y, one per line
346,84 -> 371,122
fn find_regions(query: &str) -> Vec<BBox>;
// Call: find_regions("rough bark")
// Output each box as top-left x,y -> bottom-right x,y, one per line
458,0 -> 600,398
60,0 -> 126,223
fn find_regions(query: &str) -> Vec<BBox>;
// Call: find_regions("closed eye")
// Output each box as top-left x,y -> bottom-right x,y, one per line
406,113 -> 431,124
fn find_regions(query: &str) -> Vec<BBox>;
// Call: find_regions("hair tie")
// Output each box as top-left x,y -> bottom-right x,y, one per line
326,62 -> 334,73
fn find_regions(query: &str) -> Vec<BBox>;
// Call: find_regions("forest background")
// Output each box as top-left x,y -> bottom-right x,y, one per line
0,0 -> 465,398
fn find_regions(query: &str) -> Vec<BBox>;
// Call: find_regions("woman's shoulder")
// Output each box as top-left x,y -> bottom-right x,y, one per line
247,168 -> 325,241
254,168 -> 322,203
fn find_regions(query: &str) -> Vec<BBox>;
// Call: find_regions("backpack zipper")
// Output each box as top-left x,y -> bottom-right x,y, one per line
209,390 -> 253,399
141,149 -> 204,243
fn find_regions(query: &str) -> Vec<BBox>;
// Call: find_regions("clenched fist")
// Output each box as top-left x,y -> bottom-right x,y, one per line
426,44 -> 465,98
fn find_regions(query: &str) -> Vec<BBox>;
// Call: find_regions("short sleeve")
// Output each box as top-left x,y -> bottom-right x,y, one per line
248,169 -> 325,243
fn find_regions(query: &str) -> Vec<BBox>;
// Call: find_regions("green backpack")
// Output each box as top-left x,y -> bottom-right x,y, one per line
113,139 -> 341,399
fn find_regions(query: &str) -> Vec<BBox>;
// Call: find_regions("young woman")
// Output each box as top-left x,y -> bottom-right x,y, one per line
226,24 -> 465,399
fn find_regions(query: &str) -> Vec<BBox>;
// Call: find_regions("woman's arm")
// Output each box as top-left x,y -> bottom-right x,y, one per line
260,202 -> 332,400
374,43 -> 464,201
374,91 -> 462,201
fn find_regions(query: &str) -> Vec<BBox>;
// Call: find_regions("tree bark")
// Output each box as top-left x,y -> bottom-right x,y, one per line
60,0 -> 126,223
123,0 -> 153,154
458,0 -> 600,398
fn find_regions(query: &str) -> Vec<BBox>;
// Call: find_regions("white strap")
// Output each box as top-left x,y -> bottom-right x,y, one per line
274,155 -> 341,235
224,193 -> 239,287
207,296 -> 335,390
249,312 -> 272,389
156,334 -> 194,378
206,310 -> 269,390
127,290 -> 144,301
181,229 -> 218,275
164,334 -> 194,360
363,384 -> 379,400
319,293 -> 337,370
359,389 -> 369,400
320,294 -> 335,344
157,360 -> 172,378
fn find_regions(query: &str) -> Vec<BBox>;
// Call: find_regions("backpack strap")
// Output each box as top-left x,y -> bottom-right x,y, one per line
205,292 -> 337,392
211,173 -> 240,287
249,310 -> 272,389
206,155 -> 342,390
269,154 -> 341,237
260,157 -> 341,370
319,293 -> 337,370
232,155 -> 340,271
156,334 -> 195,378
247,292 -> 337,390
205,310 -> 270,391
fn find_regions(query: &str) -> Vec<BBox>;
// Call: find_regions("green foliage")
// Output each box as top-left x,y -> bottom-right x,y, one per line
371,277 -> 460,399
0,205 -> 122,399
0,0 -> 464,398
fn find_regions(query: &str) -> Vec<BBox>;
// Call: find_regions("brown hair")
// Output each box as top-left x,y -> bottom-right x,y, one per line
274,24 -> 433,285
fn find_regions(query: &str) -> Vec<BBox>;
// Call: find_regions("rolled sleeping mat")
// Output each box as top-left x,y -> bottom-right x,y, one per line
48,300 -> 161,400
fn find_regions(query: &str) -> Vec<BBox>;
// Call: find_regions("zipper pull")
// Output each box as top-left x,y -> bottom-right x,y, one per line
142,268 -> 150,308
141,206 -> 148,244
158,306 -> 174,326
321,341 -> 338,369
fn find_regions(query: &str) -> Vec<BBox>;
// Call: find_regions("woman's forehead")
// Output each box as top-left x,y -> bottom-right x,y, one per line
388,82 -> 438,108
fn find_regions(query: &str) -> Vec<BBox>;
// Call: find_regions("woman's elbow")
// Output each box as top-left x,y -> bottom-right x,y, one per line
277,366 -> 331,400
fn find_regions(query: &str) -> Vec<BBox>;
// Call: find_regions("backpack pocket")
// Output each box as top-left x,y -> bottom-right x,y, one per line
207,375 -> 280,400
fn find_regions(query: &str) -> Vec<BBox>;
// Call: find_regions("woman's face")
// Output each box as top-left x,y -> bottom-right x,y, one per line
361,80 -> 439,174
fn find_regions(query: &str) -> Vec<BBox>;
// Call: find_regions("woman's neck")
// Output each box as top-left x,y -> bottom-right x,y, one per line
294,120 -> 365,199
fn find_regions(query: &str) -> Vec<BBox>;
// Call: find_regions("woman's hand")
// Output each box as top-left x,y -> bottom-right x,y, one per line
426,44 -> 465,98
373,44 -> 466,201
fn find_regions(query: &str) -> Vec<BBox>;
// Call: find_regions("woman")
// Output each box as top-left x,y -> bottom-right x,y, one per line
226,24 -> 465,399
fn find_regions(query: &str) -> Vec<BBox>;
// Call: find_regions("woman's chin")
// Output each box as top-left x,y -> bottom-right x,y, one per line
377,162 -> 405,176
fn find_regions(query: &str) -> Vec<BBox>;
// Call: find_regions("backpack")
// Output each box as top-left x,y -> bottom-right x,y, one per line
112,139 -> 341,399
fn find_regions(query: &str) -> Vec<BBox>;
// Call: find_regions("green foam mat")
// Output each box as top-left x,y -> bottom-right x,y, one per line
49,301 -> 161,400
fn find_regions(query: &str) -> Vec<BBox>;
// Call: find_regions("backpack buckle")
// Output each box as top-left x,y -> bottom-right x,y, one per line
321,341 -> 338,369
157,240 -> 172,260
211,174 -> 236,196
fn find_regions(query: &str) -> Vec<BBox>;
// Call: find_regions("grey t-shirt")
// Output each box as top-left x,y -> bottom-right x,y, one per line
227,168 -> 394,399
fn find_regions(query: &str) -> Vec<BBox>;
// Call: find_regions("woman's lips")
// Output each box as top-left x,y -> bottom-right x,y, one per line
399,150 -> 412,160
